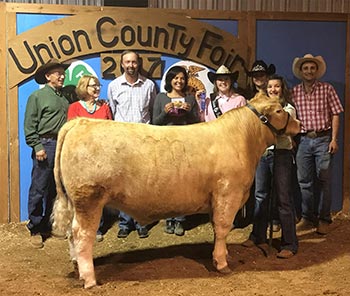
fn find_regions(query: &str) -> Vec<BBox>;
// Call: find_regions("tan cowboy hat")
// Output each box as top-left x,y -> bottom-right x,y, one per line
207,65 -> 239,84
34,58 -> 70,84
292,54 -> 326,80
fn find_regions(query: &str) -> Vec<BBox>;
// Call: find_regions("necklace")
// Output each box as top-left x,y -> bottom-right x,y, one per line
81,100 -> 97,114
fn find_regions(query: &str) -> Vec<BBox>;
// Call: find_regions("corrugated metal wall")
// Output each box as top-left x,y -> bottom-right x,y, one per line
2,0 -> 350,13
148,0 -> 350,13
2,0 -> 103,5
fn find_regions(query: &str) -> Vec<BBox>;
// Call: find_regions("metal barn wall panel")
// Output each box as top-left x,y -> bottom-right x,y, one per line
149,0 -> 350,13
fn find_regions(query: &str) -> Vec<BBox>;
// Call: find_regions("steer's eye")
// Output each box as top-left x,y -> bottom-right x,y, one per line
276,109 -> 282,113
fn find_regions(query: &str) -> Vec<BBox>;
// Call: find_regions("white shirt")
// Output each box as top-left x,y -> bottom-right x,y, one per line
107,73 -> 156,123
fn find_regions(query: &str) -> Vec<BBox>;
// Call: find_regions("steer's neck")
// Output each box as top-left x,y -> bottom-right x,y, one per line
221,106 -> 276,161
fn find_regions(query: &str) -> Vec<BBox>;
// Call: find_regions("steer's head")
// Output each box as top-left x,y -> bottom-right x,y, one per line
249,92 -> 300,137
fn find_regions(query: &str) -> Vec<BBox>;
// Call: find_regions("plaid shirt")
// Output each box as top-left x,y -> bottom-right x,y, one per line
292,81 -> 344,133
107,73 -> 156,123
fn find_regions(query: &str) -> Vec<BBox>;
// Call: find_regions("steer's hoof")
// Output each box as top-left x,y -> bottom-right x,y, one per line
218,265 -> 232,274
213,259 -> 232,274
84,282 -> 97,289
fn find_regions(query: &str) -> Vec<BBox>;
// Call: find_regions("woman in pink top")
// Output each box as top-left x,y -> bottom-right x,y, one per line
204,65 -> 246,122
68,75 -> 112,120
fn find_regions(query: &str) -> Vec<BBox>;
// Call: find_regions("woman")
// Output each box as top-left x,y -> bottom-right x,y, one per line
249,60 -> 281,232
243,74 -> 298,259
67,75 -> 112,120
152,65 -> 200,236
245,60 -> 276,99
204,65 -> 249,228
205,65 -> 246,122
67,75 -> 113,242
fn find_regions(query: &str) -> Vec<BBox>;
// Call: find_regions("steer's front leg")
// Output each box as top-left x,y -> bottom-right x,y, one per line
211,189 -> 241,274
212,224 -> 232,274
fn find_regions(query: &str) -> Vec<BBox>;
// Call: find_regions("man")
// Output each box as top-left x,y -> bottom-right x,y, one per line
108,50 -> 157,239
24,58 -> 70,248
292,54 -> 344,235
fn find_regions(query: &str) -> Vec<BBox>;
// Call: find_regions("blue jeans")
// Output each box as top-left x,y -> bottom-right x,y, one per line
296,135 -> 332,223
166,216 -> 185,224
119,211 -> 147,231
97,207 -> 119,235
27,138 -> 57,235
249,151 -> 274,244
274,149 -> 298,253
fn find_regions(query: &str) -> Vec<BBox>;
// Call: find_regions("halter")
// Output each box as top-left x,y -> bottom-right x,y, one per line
246,103 -> 290,136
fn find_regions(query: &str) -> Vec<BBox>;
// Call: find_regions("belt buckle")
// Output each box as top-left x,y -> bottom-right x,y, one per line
307,131 -> 317,139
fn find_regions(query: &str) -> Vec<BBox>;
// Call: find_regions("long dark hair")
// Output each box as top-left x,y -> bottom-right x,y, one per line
164,66 -> 188,92
267,74 -> 294,107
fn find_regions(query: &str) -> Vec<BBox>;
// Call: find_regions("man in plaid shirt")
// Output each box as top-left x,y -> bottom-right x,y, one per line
292,54 -> 344,235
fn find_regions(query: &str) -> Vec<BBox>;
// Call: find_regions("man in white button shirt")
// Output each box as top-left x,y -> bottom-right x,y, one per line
108,50 -> 157,239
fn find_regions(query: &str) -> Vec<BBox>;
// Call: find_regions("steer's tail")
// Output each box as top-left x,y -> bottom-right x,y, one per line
51,119 -> 80,238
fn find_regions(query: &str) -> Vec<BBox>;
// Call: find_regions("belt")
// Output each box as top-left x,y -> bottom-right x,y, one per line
302,129 -> 331,139
40,133 -> 57,140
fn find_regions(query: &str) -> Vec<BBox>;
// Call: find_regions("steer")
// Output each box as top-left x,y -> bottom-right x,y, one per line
52,92 -> 300,288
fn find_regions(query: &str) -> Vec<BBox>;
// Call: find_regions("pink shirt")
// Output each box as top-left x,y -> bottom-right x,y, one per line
292,81 -> 343,133
68,101 -> 113,120
205,93 -> 247,122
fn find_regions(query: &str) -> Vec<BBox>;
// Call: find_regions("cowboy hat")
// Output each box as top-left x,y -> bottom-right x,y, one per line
247,60 -> 276,77
292,54 -> 326,80
34,58 -> 70,84
207,65 -> 239,84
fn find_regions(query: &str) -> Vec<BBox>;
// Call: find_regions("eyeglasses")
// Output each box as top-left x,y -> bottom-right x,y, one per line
88,84 -> 102,89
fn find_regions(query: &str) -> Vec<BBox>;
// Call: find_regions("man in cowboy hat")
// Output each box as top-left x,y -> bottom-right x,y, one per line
24,58 -> 70,248
292,54 -> 343,235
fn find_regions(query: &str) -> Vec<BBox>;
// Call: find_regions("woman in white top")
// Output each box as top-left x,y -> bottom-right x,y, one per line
266,74 -> 299,258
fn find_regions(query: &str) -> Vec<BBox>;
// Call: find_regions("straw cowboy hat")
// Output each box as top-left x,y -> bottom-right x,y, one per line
207,65 -> 239,84
34,58 -> 70,84
247,60 -> 276,77
292,54 -> 326,80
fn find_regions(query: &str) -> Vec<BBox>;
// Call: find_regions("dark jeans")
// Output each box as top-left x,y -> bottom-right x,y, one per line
97,207 -> 119,235
249,151 -> 274,244
249,149 -> 298,253
296,135 -> 332,223
27,138 -> 57,235
274,149 -> 298,252
119,211 -> 147,231
166,216 -> 185,224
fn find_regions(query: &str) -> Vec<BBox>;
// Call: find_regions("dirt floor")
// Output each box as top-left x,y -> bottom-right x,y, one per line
0,213 -> 349,296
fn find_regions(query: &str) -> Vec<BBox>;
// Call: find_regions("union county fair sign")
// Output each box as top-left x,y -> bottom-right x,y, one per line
8,10 -> 247,87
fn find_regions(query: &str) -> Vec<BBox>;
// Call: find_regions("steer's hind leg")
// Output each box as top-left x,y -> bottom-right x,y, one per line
72,205 -> 103,289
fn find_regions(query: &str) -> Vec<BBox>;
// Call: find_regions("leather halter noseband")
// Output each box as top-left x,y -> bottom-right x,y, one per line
246,103 -> 290,136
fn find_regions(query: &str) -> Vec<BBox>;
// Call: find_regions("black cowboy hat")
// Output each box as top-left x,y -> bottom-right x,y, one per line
247,60 -> 276,77
207,65 -> 239,84
34,58 -> 70,84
